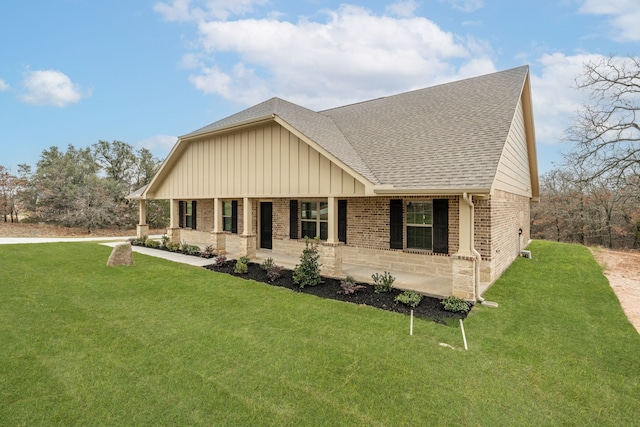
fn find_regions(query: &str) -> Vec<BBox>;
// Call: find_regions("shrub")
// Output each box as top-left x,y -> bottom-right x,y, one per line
200,245 -> 215,258
166,242 -> 180,252
160,235 -> 170,248
213,255 -> 227,268
132,235 -> 147,246
441,296 -> 471,313
337,276 -> 365,295
234,259 -> 248,274
371,271 -> 395,293
395,290 -> 423,308
260,257 -> 275,271
293,237 -> 322,288
144,239 -> 160,249
266,265 -> 282,282
238,256 -> 251,265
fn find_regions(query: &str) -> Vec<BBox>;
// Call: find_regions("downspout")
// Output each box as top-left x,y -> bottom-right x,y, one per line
462,192 -> 485,303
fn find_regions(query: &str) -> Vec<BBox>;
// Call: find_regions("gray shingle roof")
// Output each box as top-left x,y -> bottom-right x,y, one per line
184,66 -> 530,190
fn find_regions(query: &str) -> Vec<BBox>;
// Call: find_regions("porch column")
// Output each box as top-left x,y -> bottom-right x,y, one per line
239,197 -> 256,258
211,197 -> 226,255
136,199 -> 149,238
321,196 -> 343,276
326,197 -> 338,244
452,193 -> 477,301
167,198 -> 180,243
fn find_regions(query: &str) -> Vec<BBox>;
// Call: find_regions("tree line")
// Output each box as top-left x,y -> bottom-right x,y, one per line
0,140 -> 168,231
532,55 -> 640,249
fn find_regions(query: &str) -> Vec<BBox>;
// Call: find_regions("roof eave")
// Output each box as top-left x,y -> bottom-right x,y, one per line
373,186 -> 491,196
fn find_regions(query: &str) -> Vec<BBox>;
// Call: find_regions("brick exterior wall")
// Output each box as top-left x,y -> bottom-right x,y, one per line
167,194 -> 530,298
486,190 -> 531,283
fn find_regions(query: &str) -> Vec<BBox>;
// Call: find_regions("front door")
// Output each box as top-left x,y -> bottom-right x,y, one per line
260,202 -> 273,249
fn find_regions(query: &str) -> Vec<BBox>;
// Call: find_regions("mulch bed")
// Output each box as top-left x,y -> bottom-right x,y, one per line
204,259 -> 469,324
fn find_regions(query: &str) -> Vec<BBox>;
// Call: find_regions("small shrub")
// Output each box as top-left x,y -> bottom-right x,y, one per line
238,256 -> 251,265
166,242 -> 180,252
213,255 -> 227,268
441,296 -> 471,313
160,235 -> 170,248
234,259 -> 248,274
266,265 -> 282,282
338,276 -> 365,295
260,257 -> 275,271
395,290 -> 423,308
200,245 -> 215,258
293,237 -> 322,288
132,235 -> 148,246
144,239 -> 160,249
371,271 -> 395,293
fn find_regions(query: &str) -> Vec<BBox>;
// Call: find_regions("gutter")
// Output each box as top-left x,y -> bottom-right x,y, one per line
373,186 -> 491,195
462,192 -> 485,303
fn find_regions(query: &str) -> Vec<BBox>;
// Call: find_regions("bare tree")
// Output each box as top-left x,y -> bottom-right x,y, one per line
567,55 -> 640,182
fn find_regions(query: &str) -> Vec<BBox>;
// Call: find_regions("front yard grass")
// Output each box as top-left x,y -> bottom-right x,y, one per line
1,240 -> 638,425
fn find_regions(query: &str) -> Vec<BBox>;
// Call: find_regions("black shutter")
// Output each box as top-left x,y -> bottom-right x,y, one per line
390,199 -> 403,249
191,201 -> 197,230
338,200 -> 347,244
289,199 -> 298,239
178,201 -> 184,228
231,200 -> 238,234
433,199 -> 449,254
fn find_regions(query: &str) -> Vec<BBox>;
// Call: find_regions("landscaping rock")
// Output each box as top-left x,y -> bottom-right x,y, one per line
107,243 -> 134,266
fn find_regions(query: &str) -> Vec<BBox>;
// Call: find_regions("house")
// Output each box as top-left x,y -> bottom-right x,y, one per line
130,66 -> 538,301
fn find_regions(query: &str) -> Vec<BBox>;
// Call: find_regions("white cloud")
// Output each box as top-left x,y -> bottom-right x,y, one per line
0,79 -> 10,91
20,69 -> 89,107
385,0 -> 420,18
529,52 -> 605,145
167,3 -> 493,109
136,134 -> 179,156
579,0 -> 640,42
440,0 -> 484,13
154,0 -> 268,21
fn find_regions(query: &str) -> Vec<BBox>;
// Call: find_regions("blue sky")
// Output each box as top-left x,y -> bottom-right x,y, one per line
1,0 -> 639,174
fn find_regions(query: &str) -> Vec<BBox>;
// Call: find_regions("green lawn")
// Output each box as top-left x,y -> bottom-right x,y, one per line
1,241 -> 638,426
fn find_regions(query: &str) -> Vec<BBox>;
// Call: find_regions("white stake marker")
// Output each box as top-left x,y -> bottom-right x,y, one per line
410,310 -> 414,336
460,319 -> 468,350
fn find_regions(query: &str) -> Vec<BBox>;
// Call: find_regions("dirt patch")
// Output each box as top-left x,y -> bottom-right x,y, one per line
0,221 -> 165,238
591,247 -> 640,335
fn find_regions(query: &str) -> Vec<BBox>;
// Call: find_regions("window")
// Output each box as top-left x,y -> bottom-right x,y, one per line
406,201 -> 432,250
301,201 -> 328,240
179,201 -> 197,230
223,201 -> 232,232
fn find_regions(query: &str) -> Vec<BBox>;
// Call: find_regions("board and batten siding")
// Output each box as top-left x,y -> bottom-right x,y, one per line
492,98 -> 533,197
151,123 -> 366,199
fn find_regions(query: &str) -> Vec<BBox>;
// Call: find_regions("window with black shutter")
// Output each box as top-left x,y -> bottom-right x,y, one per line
389,199 -> 403,249
178,201 -> 197,230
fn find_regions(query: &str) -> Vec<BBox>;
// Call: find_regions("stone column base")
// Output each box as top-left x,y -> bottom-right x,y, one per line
136,224 -> 150,239
210,231 -> 227,255
451,254 -> 476,301
239,235 -> 257,259
320,242 -> 344,277
167,228 -> 180,244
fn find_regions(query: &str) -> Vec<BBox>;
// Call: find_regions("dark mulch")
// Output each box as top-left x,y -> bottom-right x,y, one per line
204,260 -> 469,324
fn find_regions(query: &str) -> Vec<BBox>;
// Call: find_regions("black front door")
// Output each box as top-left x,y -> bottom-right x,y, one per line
260,202 -> 273,249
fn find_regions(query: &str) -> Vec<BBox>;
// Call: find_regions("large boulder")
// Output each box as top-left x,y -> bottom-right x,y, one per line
107,243 -> 134,266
